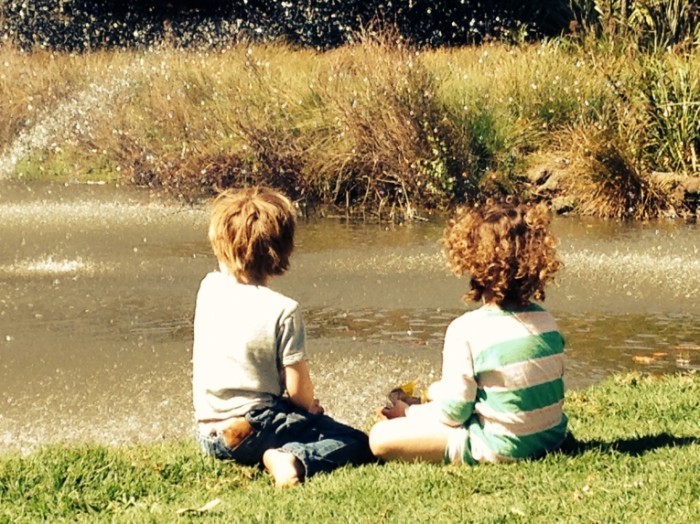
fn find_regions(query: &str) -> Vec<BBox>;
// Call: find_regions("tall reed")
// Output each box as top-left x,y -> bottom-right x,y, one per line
641,53 -> 700,174
570,0 -> 700,49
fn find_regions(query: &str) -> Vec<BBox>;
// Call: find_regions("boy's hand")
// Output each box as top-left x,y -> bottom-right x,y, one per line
309,398 -> 325,415
381,399 -> 409,419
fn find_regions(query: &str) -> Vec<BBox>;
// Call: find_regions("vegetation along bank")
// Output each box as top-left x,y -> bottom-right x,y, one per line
1,1 -> 698,220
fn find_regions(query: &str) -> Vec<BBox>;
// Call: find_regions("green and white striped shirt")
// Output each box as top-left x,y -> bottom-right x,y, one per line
422,302 -> 567,464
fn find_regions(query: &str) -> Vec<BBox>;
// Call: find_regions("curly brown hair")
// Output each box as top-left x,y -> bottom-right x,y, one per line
208,186 -> 296,284
443,199 -> 562,308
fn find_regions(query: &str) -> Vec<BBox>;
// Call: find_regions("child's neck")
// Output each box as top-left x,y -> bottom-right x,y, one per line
218,261 -> 268,286
482,298 -> 530,311
481,301 -> 501,310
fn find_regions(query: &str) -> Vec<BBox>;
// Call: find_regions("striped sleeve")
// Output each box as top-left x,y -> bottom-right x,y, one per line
430,319 -> 478,425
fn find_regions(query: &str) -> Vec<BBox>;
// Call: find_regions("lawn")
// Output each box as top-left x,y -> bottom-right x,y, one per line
1,372 -> 698,523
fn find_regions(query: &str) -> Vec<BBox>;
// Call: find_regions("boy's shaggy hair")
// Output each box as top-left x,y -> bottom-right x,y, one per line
444,199 -> 562,307
208,187 -> 296,284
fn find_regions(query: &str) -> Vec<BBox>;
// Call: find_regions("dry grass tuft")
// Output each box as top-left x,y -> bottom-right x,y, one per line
564,126 -> 671,219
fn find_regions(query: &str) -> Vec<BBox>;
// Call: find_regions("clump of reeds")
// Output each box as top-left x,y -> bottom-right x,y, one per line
562,125 -> 669,219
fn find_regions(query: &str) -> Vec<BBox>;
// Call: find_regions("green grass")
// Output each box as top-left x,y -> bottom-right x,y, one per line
1,372 -> 698,523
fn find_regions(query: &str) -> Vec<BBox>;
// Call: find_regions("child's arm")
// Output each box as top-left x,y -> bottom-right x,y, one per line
400,320 -> 477,425
284,360 -> 324,414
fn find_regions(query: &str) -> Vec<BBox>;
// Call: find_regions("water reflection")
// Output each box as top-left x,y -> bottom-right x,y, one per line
0,180 -> 698,453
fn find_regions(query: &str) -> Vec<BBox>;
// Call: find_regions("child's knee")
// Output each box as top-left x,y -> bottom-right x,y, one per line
368,422 -> 392,458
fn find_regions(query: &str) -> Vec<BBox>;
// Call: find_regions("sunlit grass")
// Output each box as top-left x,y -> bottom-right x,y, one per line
1,373 -> 698,522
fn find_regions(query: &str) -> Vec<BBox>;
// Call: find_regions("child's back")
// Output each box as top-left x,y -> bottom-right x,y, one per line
370,199 -> 567,465
193,272 -> 304,426
193,187 -> 373,487
437,303 -> 566,463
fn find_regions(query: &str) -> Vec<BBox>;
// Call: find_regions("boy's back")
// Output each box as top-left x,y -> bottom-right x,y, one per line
193,186 -> 373,487
193,271 -> 305,429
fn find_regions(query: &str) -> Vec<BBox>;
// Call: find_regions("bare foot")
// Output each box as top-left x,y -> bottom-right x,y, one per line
262,449 -> 304,488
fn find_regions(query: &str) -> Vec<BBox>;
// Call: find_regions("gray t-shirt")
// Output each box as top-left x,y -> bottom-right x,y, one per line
192,271 -> 306,429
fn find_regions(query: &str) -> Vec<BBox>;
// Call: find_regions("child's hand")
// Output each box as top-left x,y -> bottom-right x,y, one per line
381,399 -> 409,419
309,398 -> 325,415
388,382 -> 424,406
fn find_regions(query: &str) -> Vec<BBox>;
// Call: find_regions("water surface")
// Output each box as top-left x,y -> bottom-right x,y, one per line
1,181 -> 698,453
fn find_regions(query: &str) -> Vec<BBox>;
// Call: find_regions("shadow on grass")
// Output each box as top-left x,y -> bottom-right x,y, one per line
559,432 -> 700,457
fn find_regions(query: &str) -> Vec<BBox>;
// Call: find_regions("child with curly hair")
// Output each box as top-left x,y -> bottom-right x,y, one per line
193,187 -> 374,486
369,199 -> 568,465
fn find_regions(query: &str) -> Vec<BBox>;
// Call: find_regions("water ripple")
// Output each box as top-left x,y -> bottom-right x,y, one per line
0,199 -> 204,227
562,249 -> 700,299
0,256 -> 101,277
319,251 -> 445,274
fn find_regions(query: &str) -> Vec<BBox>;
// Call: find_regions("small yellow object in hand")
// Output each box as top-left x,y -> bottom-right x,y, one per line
387,379 -> 424,406
398,379 -> 417,396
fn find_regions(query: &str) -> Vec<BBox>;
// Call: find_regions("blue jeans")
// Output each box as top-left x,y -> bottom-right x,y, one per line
197,400 -> 374,478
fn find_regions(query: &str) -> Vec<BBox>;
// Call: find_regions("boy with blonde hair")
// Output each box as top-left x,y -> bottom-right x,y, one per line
193,186 -> 373,486
370,199 -> 568,465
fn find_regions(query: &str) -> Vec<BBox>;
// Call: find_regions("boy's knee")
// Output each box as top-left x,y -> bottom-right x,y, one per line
368,423 -> 391,458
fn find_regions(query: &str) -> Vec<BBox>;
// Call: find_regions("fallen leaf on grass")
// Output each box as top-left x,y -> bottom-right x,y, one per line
176,498 -> 222,516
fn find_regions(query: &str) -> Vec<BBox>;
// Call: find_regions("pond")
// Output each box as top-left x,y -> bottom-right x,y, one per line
1,180 -> 698,453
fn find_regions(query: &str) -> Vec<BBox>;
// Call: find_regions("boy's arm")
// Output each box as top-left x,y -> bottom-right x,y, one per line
284,360 -> 323,413
402,320 -> 476,425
